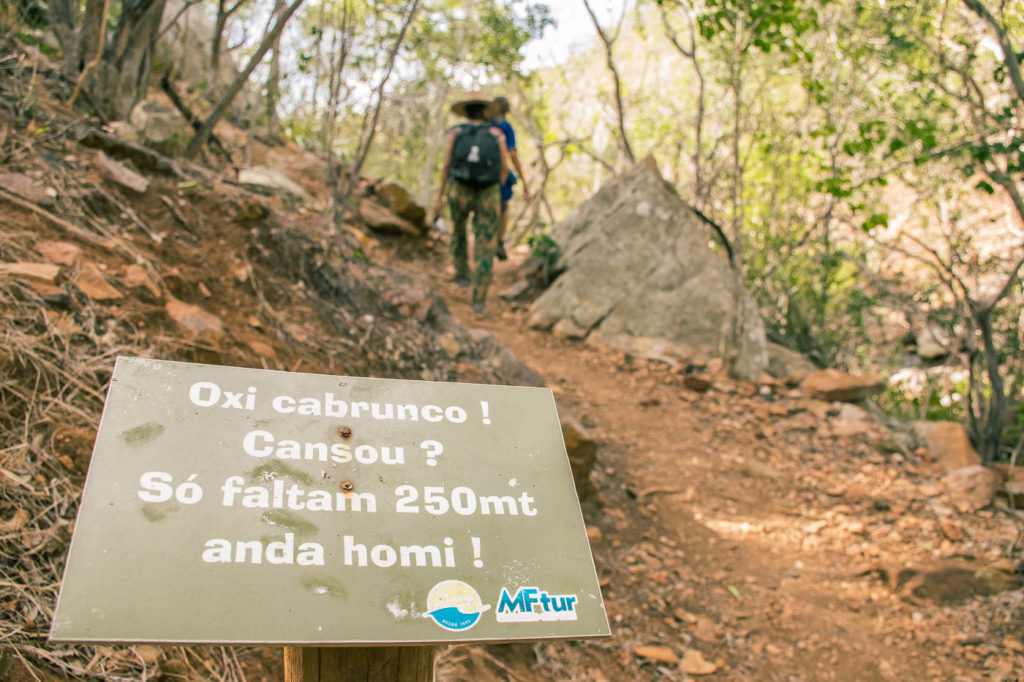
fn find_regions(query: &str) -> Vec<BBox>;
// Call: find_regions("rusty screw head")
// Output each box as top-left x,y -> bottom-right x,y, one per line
338,426 -> 353,438
340,480 -> 354,492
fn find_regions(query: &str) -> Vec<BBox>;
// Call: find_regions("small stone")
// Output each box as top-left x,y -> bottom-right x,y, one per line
939,519 -> 963,541
913,421 -> 980,472
0,172 -> 54,205
95,152 -> 150,193
26,281 -> 64,299
561,414 -> 597,499
0,261 -> 61,283
801,369 -> 884,402
165,298 -> 225,340
943,465 -> 1000,512
693,616 -> 719,642
123,264 -> 161,298
246,340 -> 276,359
586,525 -> 603,544
552,317 -> 589,340
136,645 -> 160,666
36,241 -> 81,266
684,374 -> 713,392
76,262 -> 122,300
358,198 -> 419,236
436,333 -> 463,359
679,649 -> 718,675
633,645 -> 678,665
499,279 -> 530,300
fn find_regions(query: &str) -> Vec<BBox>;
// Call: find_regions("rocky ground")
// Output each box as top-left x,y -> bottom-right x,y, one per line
2,33 -> 1023,681
392,237 -> 1024,682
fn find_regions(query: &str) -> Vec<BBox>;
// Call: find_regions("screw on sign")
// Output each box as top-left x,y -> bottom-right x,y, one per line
338,426 -> 353,438
340,480 -> 354,492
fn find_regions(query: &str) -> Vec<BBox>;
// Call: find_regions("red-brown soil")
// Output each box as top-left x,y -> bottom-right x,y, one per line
390,237 -> 1024,682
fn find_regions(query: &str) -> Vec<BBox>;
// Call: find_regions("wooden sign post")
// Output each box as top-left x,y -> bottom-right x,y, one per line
285,646 -> 434,681
51,358 -> 608,671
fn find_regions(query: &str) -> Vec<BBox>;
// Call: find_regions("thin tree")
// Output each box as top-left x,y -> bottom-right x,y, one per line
265,0 -> 287,138
658,0 -> 706,204
334,0 -> 421,219
582,0 -> 635,166
184,0 -> 307,158
211,0 -> 251,83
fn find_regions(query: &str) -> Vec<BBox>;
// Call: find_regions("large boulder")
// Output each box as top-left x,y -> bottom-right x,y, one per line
527,159 -> 768,379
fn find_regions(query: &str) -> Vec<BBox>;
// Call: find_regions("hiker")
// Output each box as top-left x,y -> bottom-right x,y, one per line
492,95 -> 530,261
433,92 -> 509,316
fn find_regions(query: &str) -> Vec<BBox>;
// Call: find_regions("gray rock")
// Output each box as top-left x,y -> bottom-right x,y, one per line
95,152 -> 150,193
801,369 -> 885,402
552,318 -> 589,340
238,166 -> 313,204
499,279 -> 531,300
129,98 -> 187,155
529,158 -> 768,379
358,198 -> 420,236
586,329 -> 698,366
0,173 -> 54,206
943,465 -> 1000,512
912,421 -> 980,472
765,341 -> 816,383
560,414 -> 597,500
374,181 -> 427,228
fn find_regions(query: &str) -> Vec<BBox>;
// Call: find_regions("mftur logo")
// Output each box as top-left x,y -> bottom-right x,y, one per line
496,586 -> 579,623
422,580 -> 490,631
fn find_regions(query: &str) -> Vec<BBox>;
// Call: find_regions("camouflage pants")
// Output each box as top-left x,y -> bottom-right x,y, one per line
447,181 -> 500,307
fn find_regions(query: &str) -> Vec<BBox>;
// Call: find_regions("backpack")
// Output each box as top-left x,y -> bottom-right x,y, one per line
449,123 -> 502,187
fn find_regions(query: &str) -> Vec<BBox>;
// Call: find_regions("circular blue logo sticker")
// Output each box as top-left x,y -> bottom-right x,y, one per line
423,580 -> 490,631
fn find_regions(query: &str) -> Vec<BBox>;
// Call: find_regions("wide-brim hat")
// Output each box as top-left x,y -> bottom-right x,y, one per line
451,91 -> 499,118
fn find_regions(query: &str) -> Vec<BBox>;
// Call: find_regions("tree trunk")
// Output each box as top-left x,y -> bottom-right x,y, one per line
88,0 -> 168,121
976,308 -> 1006,464
265,0 -> 286,138
728,20 -> 748,376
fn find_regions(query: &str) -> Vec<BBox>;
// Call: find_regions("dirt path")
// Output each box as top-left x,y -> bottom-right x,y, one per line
385,237 -> 1024,681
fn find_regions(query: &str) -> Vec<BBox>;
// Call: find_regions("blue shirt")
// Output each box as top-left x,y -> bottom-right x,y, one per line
496,119 -> 516,151
494,119 -> 517,200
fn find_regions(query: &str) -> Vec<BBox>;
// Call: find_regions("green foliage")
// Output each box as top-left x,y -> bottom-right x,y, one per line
876,372 -> 966,425
695,0 -> 823,58
527,233 -> 560,281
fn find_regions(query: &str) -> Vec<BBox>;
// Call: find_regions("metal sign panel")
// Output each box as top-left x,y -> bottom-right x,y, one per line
51,357 -> 609,644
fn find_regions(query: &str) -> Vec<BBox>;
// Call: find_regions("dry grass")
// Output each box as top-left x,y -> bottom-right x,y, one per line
0,224 -> 261,679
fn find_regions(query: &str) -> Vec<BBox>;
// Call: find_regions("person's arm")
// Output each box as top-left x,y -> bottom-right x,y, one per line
508,148 -> 530,200
493,128 -> 509,185
433,130 -> 455,219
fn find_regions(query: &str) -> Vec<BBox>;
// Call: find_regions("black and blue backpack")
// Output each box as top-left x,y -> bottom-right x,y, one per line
449,123 -> 502,187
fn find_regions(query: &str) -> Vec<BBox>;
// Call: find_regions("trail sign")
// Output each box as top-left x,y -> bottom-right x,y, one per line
51,357 -> 609,645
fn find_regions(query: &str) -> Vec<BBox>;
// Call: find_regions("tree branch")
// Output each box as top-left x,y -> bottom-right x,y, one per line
962,0 -> 1024,103
582,0 -> 635,165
